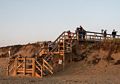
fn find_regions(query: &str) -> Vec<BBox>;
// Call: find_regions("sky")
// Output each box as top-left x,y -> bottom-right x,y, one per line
0,0 -> 120,47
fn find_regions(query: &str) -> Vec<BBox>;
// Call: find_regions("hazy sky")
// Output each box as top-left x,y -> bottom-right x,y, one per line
0,0 -> 120,47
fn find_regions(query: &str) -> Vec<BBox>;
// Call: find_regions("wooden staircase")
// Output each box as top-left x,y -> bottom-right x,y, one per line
40,31 -> 76,71
7,31 -> 76,78
7,57 -> 53,78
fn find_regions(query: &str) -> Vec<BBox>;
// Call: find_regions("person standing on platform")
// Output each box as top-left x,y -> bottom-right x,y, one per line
112,29 -> 117,38
75,27 -> 80,41
48,41 -> 53,52
79,26 -> 83,40
75,26 -> 86,41
103,30 -> 107,39
101,29 -> 104,34
67,30 -> 71,39
83,28 -> 86,40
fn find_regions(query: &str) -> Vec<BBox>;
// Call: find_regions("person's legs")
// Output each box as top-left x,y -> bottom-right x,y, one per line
79,34 -> 82,40
83,32 -> 86,40
76,33 -> 79,41
113,35 -> 115,38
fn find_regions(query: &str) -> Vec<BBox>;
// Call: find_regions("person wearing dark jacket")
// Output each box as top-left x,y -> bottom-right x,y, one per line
79,26 -> 83,40
75,27 -> 80,41
103,30 -> 107,38
112,29 -> 117,38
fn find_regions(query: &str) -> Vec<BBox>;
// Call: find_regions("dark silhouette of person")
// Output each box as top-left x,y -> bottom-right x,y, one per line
101,29 -> 104,34
79,26 -> 86,40
67,30 -> 71,39
75,27 -> 80,40
103,30 -> 107,38
79,26 -> 83,40
82,28 -> 86,40
48,41 -> 53,52
112,29 -> 117,38
75,26 -> 86,41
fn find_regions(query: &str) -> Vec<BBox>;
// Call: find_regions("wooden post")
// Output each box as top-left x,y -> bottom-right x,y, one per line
41,65 -> 43,78
43,59 -> 45,71
23,57 -> 26,76
14,58 -> 17,76
32,58 -> 35,77
7,65 -> 9,76
63,34 -> 65,70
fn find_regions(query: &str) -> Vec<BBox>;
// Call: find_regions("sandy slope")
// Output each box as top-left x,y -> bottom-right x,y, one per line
0,41 -> 120,84
0,61 -> 120,84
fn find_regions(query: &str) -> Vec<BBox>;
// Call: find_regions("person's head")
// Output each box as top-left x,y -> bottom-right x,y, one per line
113,29 -> 115,32
67,30 -> 70,33
101,29 -> 104,31
80,26 -> 83,29
105,30 -> 107,32
101,29 -> 104,33
80,27 -> 83,30
76,27 -> 79,30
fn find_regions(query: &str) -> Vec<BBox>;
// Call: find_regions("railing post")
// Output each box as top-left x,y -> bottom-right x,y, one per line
7,64 -> 9,76
43,59 -> 45,71
32,58 -> 35,77
63,34 -> 65,70
23,57 -> 26,76
41,65 -> 43,78
14,58 -> 17,76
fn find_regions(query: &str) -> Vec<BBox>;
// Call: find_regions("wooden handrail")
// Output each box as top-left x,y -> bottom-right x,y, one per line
53,31 -> 66,44
33,31 -> 66,56
43,59 -> 53,70
35,60 -> 42,68
50,31 -> 66,52
43,58 -> 53,74
36,66 -> 42,72
8,63 -> 15,73
16,62 -> 24,69
35,60 -> 43,78
50,31 -> 76,52
7,59 -> 16,75
43,64 -> 53,74
87,31 -> 120,37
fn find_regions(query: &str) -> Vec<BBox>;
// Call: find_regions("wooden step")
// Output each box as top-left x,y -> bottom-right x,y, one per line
35,72 -> 41,78
43,65 -> 53,74
36,66 -> 42,72
17,68 -> 32,71
17,74 -> 32,77
17,69 -> 33,73
17,70 -> 32,73
26,63 -> 32,65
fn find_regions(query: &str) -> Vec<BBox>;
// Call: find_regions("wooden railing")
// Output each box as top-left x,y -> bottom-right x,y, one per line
35,30 -> 120,57
43,59 -> 53,74
35,60 -> 43,78
86,31 -> 120,39
71,31 -> 120,41
8,57 -> 39,77
8,57 -> 54,78
51,30 -> 120,47
7,59 -> 16,76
